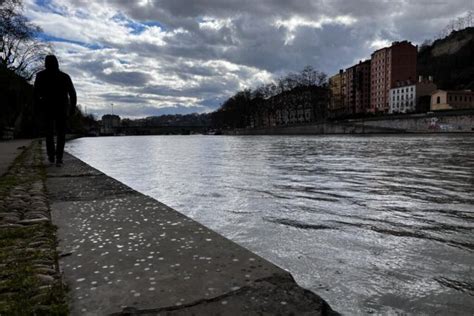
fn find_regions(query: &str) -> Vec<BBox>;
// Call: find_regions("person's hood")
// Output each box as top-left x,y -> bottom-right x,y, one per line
45,55 -> 59,71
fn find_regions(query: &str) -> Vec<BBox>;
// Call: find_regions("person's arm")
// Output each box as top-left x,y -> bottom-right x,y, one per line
67,75 -> 77,115
32,74 -> 39,136
33,73 -> 42,109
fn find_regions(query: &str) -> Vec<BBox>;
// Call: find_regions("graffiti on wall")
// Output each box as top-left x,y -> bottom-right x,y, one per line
428,117 -> 456,131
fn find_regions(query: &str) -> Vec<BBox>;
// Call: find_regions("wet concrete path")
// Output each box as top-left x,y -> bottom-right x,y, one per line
46,152 -> 336,315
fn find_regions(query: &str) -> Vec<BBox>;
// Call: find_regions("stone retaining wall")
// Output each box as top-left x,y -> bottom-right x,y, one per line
229,112 -> 474,135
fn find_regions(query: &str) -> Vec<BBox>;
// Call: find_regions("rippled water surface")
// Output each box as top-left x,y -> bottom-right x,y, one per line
66,135 -> 474,315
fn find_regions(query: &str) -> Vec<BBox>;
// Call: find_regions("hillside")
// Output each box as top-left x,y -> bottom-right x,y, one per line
418,27 -> 474,90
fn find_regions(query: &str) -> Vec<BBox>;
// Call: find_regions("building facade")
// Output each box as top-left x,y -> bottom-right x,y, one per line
101,114 -> 121,135
371,41 -> 417,113
431,90 -> 474,111
389,76 -> 437,114
352,60 -> 371,114
328,70 -> 345,117
389,83 -> 416,113
343,66 -> 355,115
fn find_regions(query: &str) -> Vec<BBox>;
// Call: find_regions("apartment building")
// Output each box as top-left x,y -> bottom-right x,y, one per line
328,70 -> 345,117
351,60 -> 371,114
370,41 -> 417,113
389,76 -> 437,114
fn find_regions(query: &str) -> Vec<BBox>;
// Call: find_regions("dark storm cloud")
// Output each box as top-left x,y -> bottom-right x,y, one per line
101,71 -> 152,87
99,93 -> 146,104
103,0 -> 473,73
77,59 -> 152,87
104,0 -> 324,21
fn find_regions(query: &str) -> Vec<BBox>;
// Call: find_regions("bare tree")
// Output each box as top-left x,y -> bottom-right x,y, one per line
0,0 -> 51,80
455,17 -> 465,30
466,10 -> 473,27
297,65 -> 327,87
433,10 -> 474,41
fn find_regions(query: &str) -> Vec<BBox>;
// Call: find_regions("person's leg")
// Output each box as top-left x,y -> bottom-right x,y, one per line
55,118 -> 66,164
45,118 -> 55,163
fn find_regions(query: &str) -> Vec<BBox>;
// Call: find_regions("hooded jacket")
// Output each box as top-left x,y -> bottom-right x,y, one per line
34,55 -> 77,117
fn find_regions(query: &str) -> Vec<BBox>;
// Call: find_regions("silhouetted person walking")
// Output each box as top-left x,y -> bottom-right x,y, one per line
34,55 -> 76,166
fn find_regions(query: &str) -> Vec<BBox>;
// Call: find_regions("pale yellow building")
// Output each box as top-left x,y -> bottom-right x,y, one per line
329,70 -> 345,116
431,90 -> 474,111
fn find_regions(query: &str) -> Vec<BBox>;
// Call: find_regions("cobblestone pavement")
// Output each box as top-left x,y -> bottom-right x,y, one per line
0,141 -> 68,315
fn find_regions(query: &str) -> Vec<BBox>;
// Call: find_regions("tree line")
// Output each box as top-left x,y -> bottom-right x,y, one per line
211,66 -> 328,129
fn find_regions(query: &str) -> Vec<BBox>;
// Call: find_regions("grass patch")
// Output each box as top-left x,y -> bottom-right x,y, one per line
0,141 -> 68,315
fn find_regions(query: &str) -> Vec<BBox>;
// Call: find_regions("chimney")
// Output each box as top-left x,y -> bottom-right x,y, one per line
419,75 -> 423,83
428,76 -> 433,82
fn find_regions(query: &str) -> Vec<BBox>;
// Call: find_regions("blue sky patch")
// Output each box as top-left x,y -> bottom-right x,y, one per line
36,33 -> 105,50
35,0 -> 67,15
111,12 -> 167,35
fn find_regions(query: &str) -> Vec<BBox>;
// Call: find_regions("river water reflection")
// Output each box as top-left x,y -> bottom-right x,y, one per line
66,135 -> 474,315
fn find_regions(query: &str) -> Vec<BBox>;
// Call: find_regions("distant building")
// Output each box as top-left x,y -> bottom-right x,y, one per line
431,90 -> 474,111
329,60 -> 371,118
343,66 -> 355,115
349,60 -> 371,114
101,114 -> 121,135
370,41 -> 417,113
389,76 -> 437,114
328,70 -> 345,117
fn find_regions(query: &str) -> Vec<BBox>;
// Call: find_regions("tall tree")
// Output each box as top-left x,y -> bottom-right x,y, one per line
0,0 -> 50,80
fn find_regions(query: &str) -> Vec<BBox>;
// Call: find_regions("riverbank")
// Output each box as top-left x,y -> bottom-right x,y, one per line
228,110 -> 474,135
0,140 -> 68,314
44,145 -> 337,314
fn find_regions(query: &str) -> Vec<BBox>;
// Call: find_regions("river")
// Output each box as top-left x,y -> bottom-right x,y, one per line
66,134 -> 474,315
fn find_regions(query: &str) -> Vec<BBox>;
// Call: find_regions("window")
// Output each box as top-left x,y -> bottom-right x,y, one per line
437,96 -> 441,104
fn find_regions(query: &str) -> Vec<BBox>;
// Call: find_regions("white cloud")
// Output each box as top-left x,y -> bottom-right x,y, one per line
275,15 -> 357,32
274,15 -> 357,45
199,17 -> 232,30
369,39 -> 392,50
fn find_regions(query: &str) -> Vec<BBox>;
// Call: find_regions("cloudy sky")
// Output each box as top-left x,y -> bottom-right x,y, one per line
24,0 -> 471,118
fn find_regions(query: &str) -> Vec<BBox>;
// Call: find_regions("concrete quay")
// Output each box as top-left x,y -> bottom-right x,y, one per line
46,151 -> 337,315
